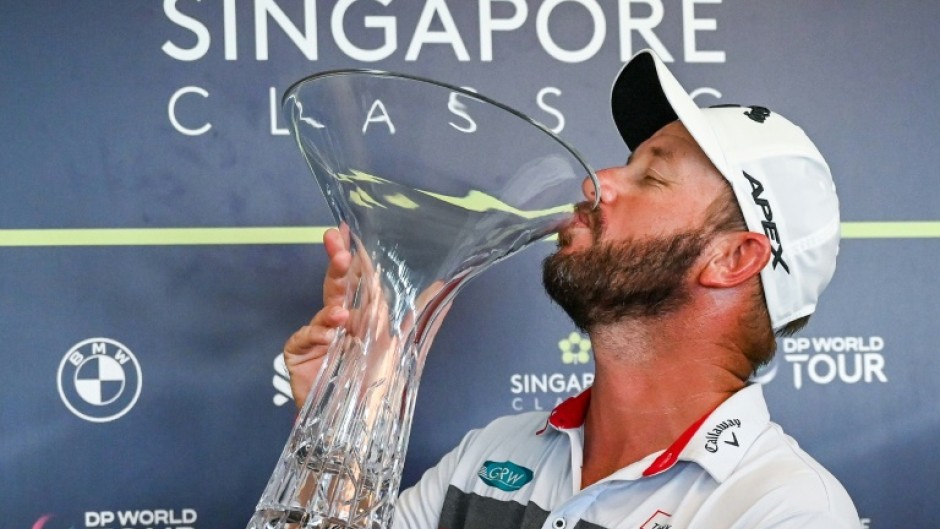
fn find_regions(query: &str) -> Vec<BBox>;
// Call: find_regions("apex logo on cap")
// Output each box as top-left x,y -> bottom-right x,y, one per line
745,106 -> 771,123
742,172 -> 790,273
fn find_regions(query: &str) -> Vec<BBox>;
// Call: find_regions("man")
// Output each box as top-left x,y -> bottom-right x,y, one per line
283,50 -> 859,528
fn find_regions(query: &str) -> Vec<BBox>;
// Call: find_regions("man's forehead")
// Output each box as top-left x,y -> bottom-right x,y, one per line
628,122 -> 709,166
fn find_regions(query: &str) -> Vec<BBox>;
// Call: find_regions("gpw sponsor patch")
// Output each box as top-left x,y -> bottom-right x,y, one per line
478,461 -> 534,492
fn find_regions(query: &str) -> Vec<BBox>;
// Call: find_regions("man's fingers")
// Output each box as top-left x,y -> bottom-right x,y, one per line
287,224 -> 354,411
323,226 -> 350,258
284,308 -> 349,360
322,228 -> 353,307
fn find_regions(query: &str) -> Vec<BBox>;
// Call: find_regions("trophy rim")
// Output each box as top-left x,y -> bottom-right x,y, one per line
281,68 -> 600,209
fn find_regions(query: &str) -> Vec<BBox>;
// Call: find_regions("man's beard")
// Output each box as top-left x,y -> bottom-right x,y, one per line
542,211 -> 711,332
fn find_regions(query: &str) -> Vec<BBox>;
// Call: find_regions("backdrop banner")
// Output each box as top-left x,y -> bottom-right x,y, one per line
2,2 -> 937,528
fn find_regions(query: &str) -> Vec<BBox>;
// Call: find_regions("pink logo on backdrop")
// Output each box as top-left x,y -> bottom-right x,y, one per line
31,515 -> 62,529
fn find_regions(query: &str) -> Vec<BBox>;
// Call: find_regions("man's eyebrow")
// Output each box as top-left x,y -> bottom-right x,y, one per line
626,146 -> 674,165
650,146 -> 674,161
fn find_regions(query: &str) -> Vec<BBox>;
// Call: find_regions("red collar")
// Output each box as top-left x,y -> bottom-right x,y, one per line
537,388 -> 716,477
536,388 -> 592,434
641,411 -> 712,477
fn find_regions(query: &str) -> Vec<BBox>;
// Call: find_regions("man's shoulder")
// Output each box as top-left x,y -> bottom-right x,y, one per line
748,422 -> 849,486
443,410 -> 566,474
719,421 -> 859,522
462,411 -> 553,444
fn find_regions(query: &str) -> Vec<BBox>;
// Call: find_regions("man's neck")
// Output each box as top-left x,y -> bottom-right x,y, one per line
579,316 -> 750,489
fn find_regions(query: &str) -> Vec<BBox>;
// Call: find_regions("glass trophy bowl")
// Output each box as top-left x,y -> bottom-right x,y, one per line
248,70 -> 598,529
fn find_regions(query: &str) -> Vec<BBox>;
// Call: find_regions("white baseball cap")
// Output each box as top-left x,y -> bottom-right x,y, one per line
610,49 -> 840,331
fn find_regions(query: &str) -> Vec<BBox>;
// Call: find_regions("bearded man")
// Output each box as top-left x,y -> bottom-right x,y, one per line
281,50 -> 860,529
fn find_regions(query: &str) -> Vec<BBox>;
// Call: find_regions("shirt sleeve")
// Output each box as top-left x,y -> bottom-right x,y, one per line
393,428 -> 482,529
752,511 -> 861,529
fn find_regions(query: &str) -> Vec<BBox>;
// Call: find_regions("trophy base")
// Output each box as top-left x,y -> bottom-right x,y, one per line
248,508 -> 375,529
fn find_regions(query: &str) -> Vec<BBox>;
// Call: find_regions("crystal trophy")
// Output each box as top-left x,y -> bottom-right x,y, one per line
248,71 -> 598,529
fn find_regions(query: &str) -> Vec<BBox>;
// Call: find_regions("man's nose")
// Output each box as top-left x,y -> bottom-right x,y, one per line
582,168 -> 617,205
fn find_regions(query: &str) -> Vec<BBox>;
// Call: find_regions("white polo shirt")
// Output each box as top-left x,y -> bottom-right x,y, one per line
395,384 -> 860,529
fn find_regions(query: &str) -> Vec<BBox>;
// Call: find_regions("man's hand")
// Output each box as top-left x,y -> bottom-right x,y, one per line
283,225 -> 351,410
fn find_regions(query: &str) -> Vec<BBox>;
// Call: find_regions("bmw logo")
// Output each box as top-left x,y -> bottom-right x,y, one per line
57,338 -> 142,423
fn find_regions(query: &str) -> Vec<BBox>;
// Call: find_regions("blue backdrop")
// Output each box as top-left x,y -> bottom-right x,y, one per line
2,2 -> 938,528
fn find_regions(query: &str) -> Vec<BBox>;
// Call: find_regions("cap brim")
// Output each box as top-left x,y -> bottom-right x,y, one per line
611,50 -> 733,181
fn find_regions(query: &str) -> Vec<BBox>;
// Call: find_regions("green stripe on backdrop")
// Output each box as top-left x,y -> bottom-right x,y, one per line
0,222 -> 938,247
0,227 -> 328,246
839,222 -> 940,239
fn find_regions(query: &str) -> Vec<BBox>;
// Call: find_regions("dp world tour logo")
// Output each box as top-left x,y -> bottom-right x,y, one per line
57,338 -> 142,423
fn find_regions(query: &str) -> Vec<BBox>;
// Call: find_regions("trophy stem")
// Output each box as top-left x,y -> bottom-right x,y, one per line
248,262 -> 454,529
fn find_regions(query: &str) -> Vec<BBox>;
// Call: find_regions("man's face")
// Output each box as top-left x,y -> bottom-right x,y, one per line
542,121 -> 727,331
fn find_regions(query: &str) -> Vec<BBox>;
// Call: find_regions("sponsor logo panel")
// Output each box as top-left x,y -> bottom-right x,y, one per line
57,338 -> 142,423
750,335 -> 889,390
640,510 -> 672,529
509,332 -> 594,412
781,335 -> 887,390
31,509 -> 199,529
477,460 -> 534,492
162,2 -> 727,136
272,353 -> 292,407
703,418 -> 741,453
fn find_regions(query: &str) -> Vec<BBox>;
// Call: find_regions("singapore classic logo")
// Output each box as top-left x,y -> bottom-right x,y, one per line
509,331 -> 594,412
57,338 -> 142,423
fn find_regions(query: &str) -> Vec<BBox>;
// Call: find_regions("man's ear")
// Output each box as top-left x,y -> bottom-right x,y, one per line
699,232 -> 771,288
